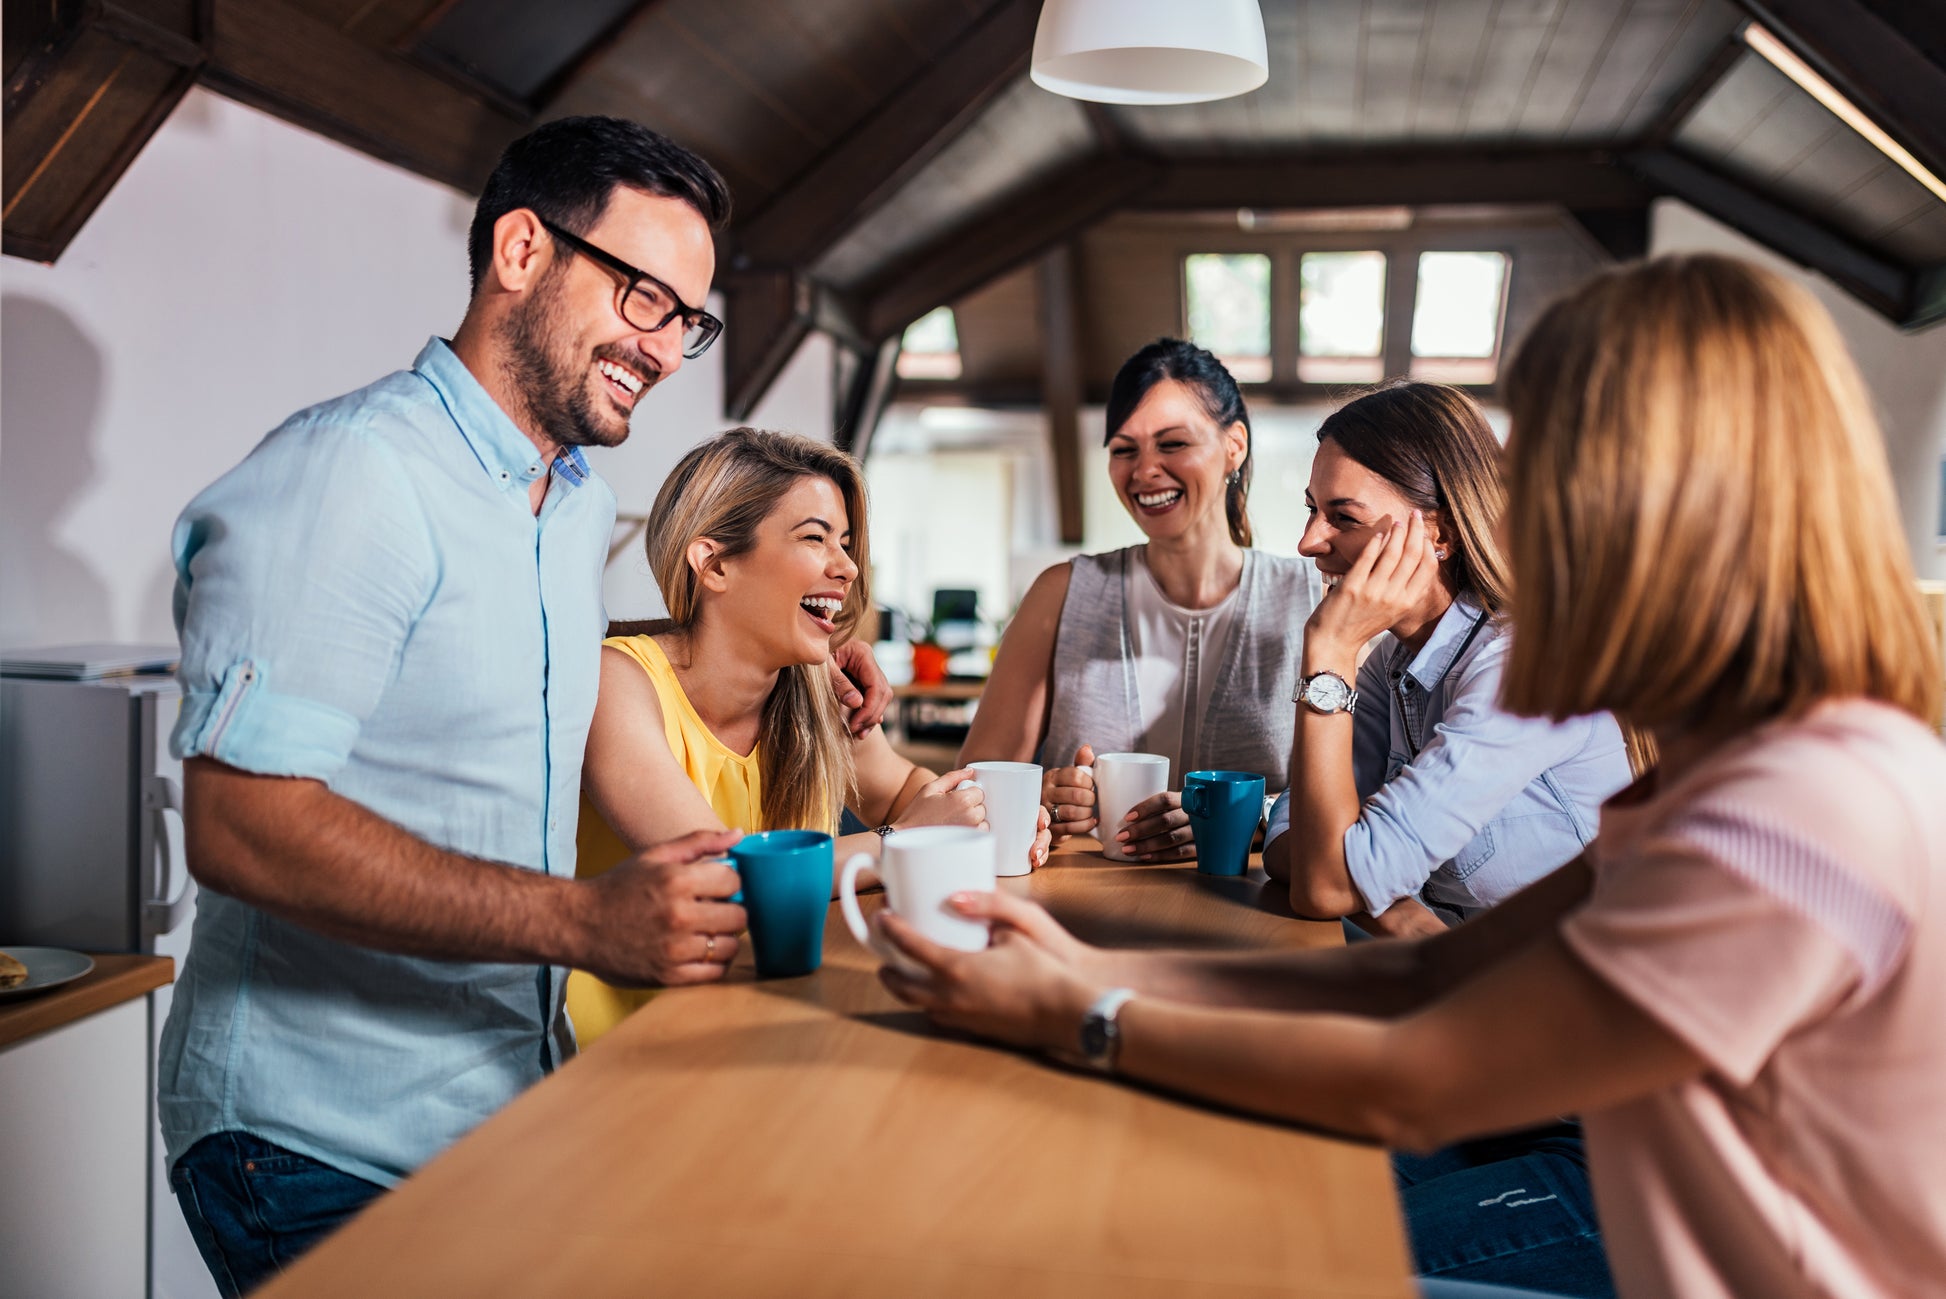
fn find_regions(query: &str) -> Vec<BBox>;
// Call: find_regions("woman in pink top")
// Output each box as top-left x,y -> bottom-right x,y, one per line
873,254 -> 1946,1299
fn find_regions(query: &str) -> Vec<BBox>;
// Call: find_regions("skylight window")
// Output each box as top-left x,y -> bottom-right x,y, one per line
897,306 -> 962,380
1298,251 -> 1386,384
1183,253 -> 1272,382
1409,251 -> 1509,385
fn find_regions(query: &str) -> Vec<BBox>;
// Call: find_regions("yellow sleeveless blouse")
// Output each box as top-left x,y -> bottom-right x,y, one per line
566,634 -> 765,1047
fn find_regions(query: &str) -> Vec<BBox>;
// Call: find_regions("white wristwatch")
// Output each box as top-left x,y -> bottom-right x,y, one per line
1077,987 -> 1137,1073
1295,670 -> 1358,715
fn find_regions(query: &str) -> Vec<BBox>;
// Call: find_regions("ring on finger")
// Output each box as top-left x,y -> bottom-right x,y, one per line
704,934 -> 717,961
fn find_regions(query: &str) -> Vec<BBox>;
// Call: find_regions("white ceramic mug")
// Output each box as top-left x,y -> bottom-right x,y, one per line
840,825 -> 996,974
1091,752 -> 1170,861
966,760 -> 1042,877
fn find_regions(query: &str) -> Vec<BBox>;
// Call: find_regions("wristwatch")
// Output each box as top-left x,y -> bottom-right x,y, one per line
1295,669 -> 1358,715
1077,987 -> 1138,1073
872,823 -> 897,838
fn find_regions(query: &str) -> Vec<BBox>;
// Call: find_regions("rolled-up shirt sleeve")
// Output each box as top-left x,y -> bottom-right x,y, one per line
1343,639 -> 1593,914
171,420 -> 435,780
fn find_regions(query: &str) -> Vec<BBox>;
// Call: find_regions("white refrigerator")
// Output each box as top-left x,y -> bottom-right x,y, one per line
0,671 -> 219,1299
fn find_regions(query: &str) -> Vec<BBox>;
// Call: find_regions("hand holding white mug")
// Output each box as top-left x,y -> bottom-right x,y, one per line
1041,743 -> 1097,839
895,767 -> 987,830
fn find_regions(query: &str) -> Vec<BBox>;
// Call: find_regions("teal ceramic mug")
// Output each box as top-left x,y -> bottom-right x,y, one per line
729,830 -> 832,978
1182,770 -> 1266,877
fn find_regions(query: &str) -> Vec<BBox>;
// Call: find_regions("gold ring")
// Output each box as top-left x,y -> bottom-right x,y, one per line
704,934 -> 717,960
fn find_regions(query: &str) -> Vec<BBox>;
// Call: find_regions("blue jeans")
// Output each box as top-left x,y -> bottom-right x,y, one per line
1393,1122 -> 1614,1299
169,1131 -> 384,1298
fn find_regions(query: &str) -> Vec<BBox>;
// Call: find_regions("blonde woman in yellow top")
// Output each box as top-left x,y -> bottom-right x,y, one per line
571,428 -> 1049,1044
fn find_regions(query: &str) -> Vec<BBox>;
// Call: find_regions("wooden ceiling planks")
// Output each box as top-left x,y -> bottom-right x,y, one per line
1675,50 -> 1946,272
814,75 -> 1098,291
1357,0 -> 1430,142
1609,0 -> 1744,138
1513,0 -> 1635,139
1409,0 -> 1498,141
414,0 -> 646,104
1459,0 -> 1563,137
733,0 -> 1038,269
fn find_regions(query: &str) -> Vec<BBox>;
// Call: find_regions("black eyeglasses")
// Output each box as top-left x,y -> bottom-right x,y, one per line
537,216 -> 724,359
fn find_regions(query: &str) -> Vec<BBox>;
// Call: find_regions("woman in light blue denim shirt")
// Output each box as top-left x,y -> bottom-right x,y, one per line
1263,382 -> 1633,937
1262,382 -> 1632,1298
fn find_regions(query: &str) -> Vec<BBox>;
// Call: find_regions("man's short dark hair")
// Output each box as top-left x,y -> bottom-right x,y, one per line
467,116 -> 732,293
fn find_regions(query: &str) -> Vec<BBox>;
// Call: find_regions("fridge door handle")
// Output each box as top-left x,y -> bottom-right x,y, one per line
143,775 -> 194,936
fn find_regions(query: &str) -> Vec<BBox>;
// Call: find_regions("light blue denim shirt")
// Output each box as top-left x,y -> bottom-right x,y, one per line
1268,598 -> 1631,921
159,338 -> 615,1187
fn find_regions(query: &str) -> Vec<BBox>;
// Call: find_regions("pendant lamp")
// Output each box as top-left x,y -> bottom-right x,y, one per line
1030,0 -> 1269,105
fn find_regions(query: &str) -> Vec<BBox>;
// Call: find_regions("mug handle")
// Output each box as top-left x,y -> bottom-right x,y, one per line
839,852 -> 889,959
1182,783 -> 1209,819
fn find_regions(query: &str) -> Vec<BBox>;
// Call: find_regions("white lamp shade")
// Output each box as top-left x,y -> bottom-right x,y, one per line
1031,0 -> 1269,105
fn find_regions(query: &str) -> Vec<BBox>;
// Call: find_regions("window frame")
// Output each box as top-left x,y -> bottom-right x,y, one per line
1171,230 -> 1520,397
1179,250 -> 1275,384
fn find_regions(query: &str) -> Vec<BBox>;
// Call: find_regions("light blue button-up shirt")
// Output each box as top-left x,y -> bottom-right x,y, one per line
1268,598 -> 1632,922
159,339 -> 615,1186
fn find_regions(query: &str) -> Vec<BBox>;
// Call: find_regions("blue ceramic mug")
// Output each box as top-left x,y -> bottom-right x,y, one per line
729,830 -> 832,978
1182,770 -> 1266,877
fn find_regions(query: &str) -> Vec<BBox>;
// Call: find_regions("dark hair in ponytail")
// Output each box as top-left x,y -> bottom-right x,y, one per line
1104,338 -> 1254,546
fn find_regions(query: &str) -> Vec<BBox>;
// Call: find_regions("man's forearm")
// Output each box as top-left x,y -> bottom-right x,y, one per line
185,758 -> 592,967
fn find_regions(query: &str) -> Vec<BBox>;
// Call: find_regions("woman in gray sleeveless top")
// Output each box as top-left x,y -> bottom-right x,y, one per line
961,339 -> 1316,862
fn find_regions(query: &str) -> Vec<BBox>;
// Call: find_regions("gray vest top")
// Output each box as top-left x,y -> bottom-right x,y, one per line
1037,546 -> 1315,787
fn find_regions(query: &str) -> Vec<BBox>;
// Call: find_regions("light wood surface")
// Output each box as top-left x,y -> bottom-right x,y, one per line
260,842 -> 1413,1298
0,953 -> 173,1051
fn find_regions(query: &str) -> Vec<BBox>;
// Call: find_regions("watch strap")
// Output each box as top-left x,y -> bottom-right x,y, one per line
1079,987 -> 1138,1072
1294,670 -> 1359,714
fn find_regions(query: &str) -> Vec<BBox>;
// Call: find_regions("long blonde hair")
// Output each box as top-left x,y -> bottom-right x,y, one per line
645,428 -> 871,832
1498,254 -> 1943,734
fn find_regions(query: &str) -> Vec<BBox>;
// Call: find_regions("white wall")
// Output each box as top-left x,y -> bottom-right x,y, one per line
1650,198 -> 1946,580
0,88 -> 829,651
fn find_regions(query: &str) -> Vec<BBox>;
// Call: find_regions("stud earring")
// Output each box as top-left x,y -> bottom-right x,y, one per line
1434,548 -> 1449,560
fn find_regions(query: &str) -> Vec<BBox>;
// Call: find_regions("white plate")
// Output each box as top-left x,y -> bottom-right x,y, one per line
0,947 -> 96,1002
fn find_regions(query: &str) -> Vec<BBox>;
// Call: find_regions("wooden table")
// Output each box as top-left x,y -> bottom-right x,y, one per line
262,842 -> 1413,1298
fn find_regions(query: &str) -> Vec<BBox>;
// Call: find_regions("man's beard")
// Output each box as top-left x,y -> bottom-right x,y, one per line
498,271 -> 647,450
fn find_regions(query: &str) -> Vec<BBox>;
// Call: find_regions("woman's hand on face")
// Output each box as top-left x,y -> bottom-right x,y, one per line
1305,509 -> 1442,658
876,889 -> 1101,1050
1114,791 -> 1194,862
1042,743 -> 1097,839
893,767 -> 988,830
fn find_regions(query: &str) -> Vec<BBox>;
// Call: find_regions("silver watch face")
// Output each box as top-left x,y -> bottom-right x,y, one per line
1303,672 -> 1352,712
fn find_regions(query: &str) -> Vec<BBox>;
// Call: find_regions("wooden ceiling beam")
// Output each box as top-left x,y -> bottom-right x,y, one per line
722,269 -> 812,422
861,155 -> 1166,342
1625,148 -> 1915,322
4,1 -> 207,262
1735,0 -> 1946,187
1565,207 -> 1653,262
1137,149 -> 1654,212
730,0 -> 1038,269
1037,244 -> 1085,545
832,340 -> 900,460
202,0 -> 530,195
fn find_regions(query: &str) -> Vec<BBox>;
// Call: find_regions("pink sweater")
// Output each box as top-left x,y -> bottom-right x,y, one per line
1560,699 -> 1946,1299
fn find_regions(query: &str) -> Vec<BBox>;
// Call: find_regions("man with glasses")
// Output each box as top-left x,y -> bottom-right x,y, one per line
159,116 -> 890,1297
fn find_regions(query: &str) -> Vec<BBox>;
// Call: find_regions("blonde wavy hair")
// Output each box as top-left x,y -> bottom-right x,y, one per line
1498,254 -> 1943,735
644,428 -> 871,832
